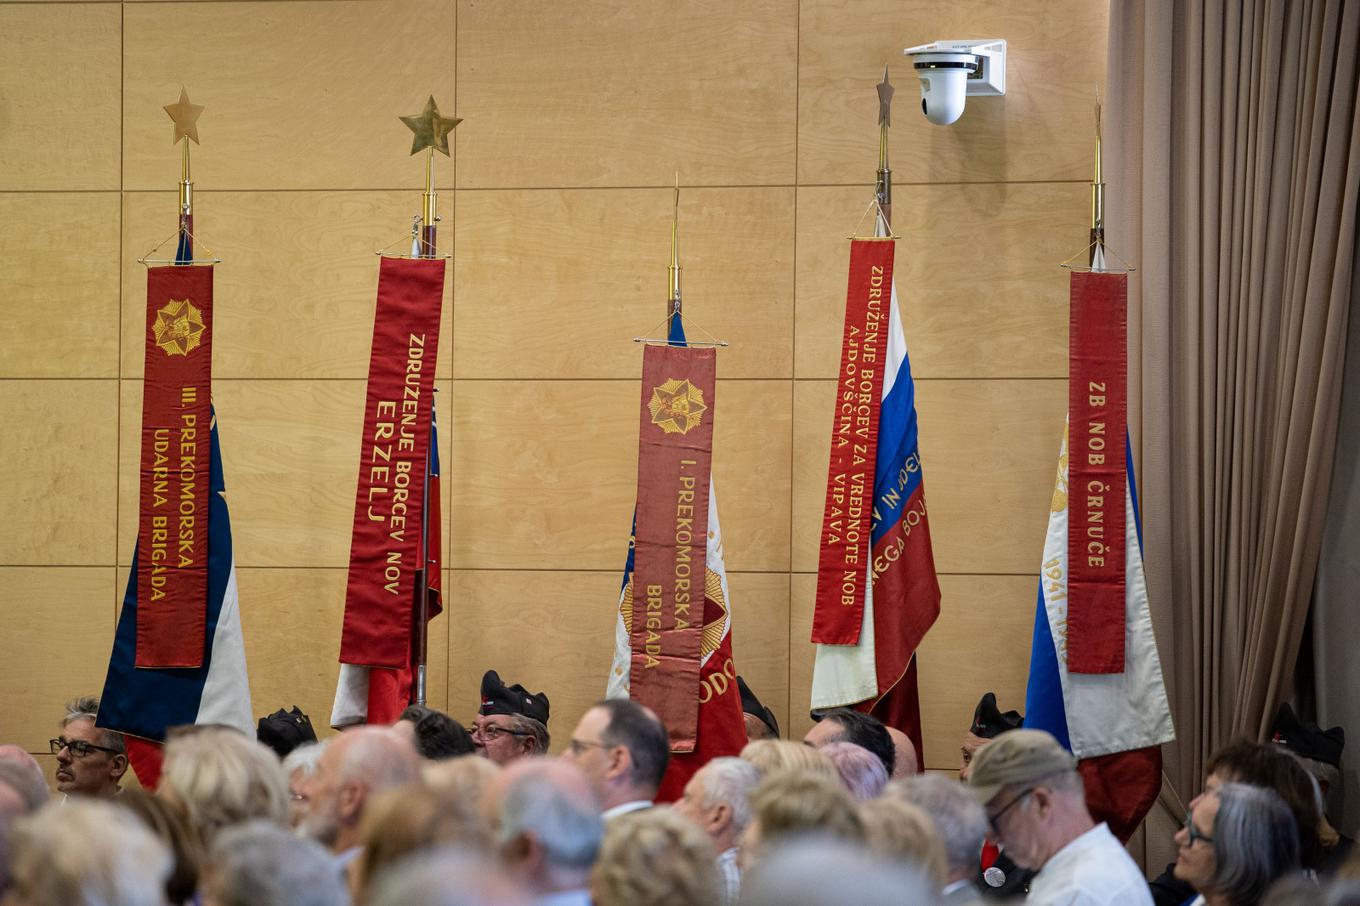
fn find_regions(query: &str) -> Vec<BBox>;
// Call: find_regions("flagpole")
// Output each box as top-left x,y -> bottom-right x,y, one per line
875,64 -> 893,230
179,139 -> 193,262
667,174 -> 683,326
1090,90 -> 1104,268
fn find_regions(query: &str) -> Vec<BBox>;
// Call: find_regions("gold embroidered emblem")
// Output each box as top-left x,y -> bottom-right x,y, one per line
648,378 -> 707,435
620,569 -> 728,659
152,299 -> 206,357
1050,423 -> 1070,513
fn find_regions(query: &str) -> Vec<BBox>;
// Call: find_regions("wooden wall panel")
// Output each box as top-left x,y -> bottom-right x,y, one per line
116,379 -> 454,568
456,0 -> 797,188
0,568 -> 115,750
0,194 -> 121,379
794,183 -> 1086,379
235,567 -> 450,728
445,569 -> 788,752
791,378 -> 1066,575
120,192 -> 455,380
0,0 -> 1108,777
453,188 -> 795,379
0,381 -> 118,566
0,4 -> 121,191
122,0 -> 457,191
798,0 -> 1109,184
788,573 -> 1035,769
449,379 -> 791,572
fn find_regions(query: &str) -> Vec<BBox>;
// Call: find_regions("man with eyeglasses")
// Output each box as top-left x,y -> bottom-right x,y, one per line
50,696 -> 127,799
560,698 -> 669,821
472,670 -> 551,766
968,729 -> 1151,906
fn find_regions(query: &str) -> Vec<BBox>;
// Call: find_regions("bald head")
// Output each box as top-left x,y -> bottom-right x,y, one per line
0,748 -> 47,808
301,726 -> 420,852
885,727 -> 918,779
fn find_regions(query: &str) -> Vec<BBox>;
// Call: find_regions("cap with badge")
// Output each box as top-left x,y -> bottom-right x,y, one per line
1271,703 -> 1344,768
737,676 -> 779,737
478,670 -> 550,726
966,728 -> 1077,806
970,691 -> 1024,740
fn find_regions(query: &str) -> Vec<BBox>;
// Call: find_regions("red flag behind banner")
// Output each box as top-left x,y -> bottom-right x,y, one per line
341,256 -> 445,669
631,343 -> 716,753
1067,270 -> 1128,673
812,239 -> 894,645
136,265 -> 214,668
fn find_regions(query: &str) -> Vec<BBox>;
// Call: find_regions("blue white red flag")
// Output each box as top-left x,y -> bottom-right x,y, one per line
1024,427 -> 1174,840
332,406 -> 442,727
811,214 -> 940,766
98,406 -> 253,786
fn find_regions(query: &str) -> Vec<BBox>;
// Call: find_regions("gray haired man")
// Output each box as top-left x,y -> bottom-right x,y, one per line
889,773 -> 989,904
673,756 -> 761,906
51,696 -> 127,799
968,729 -> 1151,906
493,759 -> 603,906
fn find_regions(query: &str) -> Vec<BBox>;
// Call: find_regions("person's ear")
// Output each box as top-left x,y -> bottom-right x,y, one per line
337,779 -> 365,823
605,745 -> 631,783
709,801 -> 733,836
109,753 -> 129,782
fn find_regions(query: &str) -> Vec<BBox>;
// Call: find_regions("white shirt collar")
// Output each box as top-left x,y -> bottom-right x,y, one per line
601,799 -> 652,820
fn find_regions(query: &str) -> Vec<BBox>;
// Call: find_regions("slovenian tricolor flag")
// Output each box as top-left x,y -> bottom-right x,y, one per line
1024,427 -> 1174,840
811,213 -> 941,765
98,407 -> 254,787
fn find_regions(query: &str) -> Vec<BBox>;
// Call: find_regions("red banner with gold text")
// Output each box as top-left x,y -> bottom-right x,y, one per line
1067,270 -> 1128,673
811,239 -> 894,645
136,265 -> 214,668
630,344 -> 717,752
340,256 -> 445,669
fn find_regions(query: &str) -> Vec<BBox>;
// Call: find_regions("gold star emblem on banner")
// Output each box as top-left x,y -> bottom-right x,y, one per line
648,378 -> 707,435
877,64 -> 894,127
400,96 -> 461,156
153,299 -> 207,356
164,87 -> 204,145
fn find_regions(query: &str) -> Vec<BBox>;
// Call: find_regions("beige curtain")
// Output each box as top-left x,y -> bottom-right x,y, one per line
1105,0 -> 1360,828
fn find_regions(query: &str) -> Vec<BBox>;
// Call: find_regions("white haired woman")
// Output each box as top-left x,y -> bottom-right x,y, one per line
1174,781 -> 1303,906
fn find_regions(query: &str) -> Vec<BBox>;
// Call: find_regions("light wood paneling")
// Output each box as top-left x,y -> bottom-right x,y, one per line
122,0 -> 457,191
120,191 -> 455,380
234,567 -> 450,733
0,194 -> 121,379
455,0 -> 797,188
791,378 -> 1065,575
117,379 -> 454,568
0,5 -> 120,191
797,0 -> 1109,185
794,183 -> 1086,379
0,382 -> 118,566
0,568 -> 115,750
446,569 -> 787,752
788,572 -> 1034,769
453,187 -> 795,379
449,379 -> 790,572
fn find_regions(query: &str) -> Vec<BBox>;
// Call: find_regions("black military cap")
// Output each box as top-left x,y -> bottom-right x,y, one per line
478,670 -> 550,726
969,692 -> 1024,740
737,675 -> 779,737
1272,703 -> 1344,767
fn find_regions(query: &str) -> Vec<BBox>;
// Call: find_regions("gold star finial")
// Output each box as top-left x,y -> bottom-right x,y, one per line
164,87 -> 204,145
400,96 -> 461,156
877,64 -> 894,127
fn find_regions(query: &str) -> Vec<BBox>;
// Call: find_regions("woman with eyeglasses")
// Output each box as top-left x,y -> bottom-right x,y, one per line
1173,782 -> 1302,906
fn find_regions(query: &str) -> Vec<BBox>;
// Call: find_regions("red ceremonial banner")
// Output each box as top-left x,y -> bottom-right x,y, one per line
630,343 -> 717,752
1067,270 -> 1128,673
340,257 -> 445,669
811,239 -> 894,645
136,265 -> 214,668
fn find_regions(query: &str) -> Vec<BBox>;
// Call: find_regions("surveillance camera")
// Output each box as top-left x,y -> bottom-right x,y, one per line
903,40 -> 1006,126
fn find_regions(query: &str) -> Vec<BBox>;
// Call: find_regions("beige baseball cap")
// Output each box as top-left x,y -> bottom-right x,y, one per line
966,728 -> 1077,806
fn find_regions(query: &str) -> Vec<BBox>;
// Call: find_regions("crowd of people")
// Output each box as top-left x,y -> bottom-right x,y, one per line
1,673 -> 1358,906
